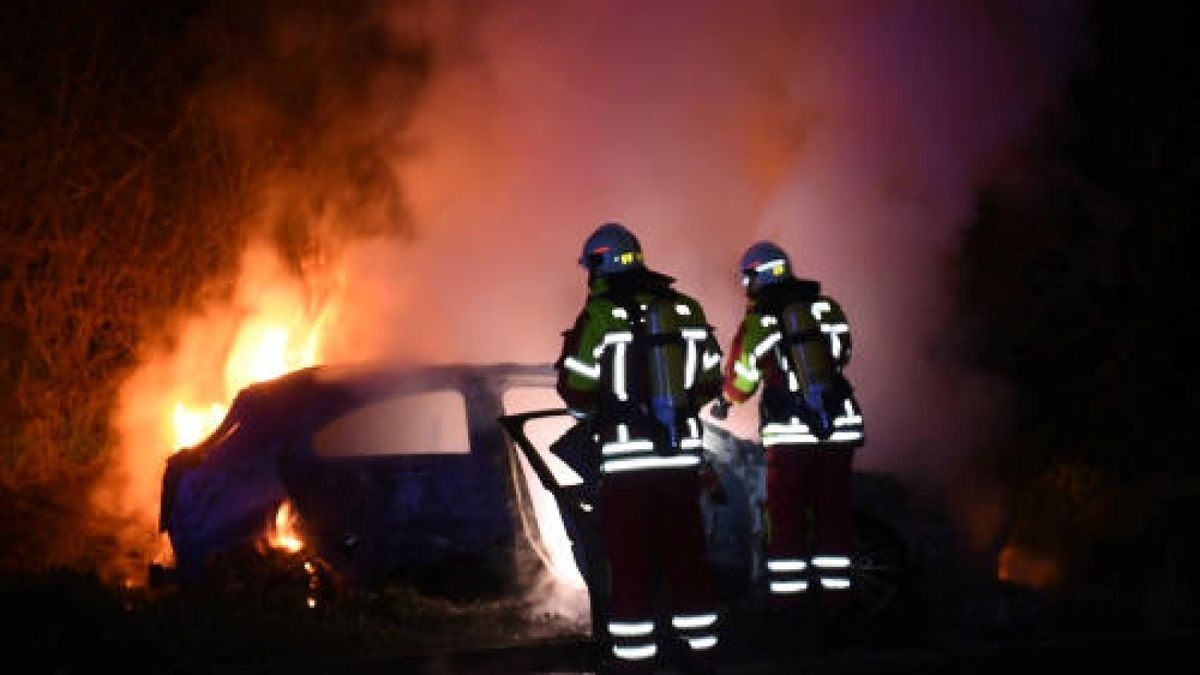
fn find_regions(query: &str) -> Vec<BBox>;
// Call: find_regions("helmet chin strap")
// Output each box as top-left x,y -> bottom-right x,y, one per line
741,271 -> 758,296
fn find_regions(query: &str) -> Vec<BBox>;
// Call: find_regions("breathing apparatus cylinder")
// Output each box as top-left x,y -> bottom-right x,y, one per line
644,297 -> 687,450
780,301 -> 838,439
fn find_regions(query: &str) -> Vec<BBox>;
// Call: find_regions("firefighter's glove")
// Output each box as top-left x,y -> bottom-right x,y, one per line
699,462 -> 727,504
709,395 -> 731,421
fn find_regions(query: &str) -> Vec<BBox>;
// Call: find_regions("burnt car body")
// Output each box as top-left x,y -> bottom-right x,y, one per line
160,363 -> 552,592
159,362 -> 911,618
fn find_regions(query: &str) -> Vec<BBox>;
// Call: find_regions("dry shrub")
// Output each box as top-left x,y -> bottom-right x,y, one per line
0,0 -> 426,576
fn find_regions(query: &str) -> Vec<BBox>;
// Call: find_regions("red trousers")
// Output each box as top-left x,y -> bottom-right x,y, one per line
764,445 -> 855,607
599,467 -> 718,662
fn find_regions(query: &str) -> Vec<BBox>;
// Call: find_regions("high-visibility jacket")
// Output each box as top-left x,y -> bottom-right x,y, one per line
723,277 -> 864,449
556,268 -> 724,474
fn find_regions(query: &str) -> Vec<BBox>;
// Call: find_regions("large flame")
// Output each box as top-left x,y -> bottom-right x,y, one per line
161,246 -> 340,559
169,259 -> 339,452
104,243 -> 341,583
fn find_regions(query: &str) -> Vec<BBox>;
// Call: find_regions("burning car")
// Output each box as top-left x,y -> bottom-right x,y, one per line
157,361 -> 910,621
159,362 -> 563,595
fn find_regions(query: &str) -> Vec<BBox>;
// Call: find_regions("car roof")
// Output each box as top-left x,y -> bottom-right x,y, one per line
179,362 -> 556,458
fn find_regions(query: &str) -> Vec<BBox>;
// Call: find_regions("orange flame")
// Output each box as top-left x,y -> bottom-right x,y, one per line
107,243 -> 344,574
169,272 -> 338,452
161,246 -> 341,559
267,501 -> 305,554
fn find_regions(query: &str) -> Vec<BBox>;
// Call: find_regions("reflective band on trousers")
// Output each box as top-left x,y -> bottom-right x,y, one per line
602,454 -> 701,473
609,620 -> 655,637
767,559 -> 808,572
812,555 -> 851,569
763,433 -> 818,446
672,613 -> 718,630
770,580 -> 808,594
763,420 -> 811,435
613,643 -> 657,661
687,635 -> 718,651
821,578 -> 852,590
764,431 -> 862,446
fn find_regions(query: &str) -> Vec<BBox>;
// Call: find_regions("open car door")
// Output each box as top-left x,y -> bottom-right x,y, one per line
498,408 -> 609,629
498,407 -> 761,630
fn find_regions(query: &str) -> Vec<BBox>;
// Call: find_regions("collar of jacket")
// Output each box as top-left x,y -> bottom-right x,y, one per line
751,277 -> 822,312
589,267 -> 676,300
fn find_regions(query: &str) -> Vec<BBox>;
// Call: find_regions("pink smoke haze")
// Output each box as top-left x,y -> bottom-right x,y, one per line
338,0 -> 1083,492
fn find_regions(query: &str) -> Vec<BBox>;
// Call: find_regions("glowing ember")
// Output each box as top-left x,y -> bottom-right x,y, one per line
268,501 -> 305,554
997,543 -> 1062,590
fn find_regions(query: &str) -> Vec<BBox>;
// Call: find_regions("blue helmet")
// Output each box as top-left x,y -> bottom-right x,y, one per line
579,222 -> 644,276
739,240 -> 793,292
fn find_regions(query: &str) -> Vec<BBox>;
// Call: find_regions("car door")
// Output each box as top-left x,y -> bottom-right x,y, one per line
286,385 -> 515,594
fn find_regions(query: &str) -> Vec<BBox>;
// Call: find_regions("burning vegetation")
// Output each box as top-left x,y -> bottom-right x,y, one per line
0,0 -> 426,581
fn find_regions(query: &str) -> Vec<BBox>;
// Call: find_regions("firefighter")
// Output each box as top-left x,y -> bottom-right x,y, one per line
556,222 -> 724,674
710,240 -> 865,616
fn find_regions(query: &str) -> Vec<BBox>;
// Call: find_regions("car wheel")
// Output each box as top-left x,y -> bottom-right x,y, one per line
849,509 -> 910,622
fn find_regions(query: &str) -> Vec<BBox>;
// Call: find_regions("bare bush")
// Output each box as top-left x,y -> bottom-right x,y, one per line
0,0 -> 426,575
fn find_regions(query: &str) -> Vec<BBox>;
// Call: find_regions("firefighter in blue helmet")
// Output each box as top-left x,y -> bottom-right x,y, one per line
711,241 -> 865,615
557,222 -> 724,673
